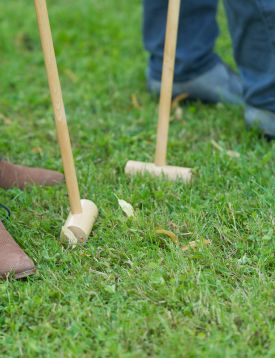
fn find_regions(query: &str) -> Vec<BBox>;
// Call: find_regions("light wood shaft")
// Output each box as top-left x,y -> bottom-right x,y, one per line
34,0 -> 82,214
155,0 -> 181,166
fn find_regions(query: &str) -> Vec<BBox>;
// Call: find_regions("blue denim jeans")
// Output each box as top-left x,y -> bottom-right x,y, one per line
143,0 -> 275,111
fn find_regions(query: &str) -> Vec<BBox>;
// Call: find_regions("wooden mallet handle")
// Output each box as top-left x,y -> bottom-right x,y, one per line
155,0 -> 181,167
34,0 -> 82,214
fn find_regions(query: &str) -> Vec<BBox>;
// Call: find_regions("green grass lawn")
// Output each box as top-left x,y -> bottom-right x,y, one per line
0,0 -> 274,357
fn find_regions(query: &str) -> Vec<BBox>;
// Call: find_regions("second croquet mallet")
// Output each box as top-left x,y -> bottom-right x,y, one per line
125,0 -> 192,182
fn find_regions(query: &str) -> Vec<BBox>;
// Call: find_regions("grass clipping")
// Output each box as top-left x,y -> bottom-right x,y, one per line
156,229 -> 211,251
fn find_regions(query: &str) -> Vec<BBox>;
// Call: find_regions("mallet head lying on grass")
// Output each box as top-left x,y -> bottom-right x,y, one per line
125,161 -> 192,182
61,199 -> 98,245
125,0 -> 192,183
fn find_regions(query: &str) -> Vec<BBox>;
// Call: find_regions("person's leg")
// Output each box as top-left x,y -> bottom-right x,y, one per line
224,0 -> 275,138
143,0 -> 243,104
143,0 -> 220,82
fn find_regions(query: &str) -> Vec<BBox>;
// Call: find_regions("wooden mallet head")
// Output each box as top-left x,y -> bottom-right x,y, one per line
60,200 -> 98,245
125,161 -> 191,182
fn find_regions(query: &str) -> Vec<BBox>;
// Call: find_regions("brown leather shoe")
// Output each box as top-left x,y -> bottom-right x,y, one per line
0,160 -> 64,189
0,221 -> 36,279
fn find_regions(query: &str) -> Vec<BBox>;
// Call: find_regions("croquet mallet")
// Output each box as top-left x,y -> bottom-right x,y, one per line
35,0 -> 98,244
125,0 -> 192,182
